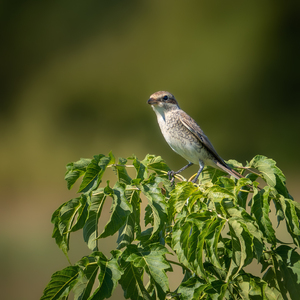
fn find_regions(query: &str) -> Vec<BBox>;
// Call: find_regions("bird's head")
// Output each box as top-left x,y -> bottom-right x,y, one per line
147,91 -> 180,111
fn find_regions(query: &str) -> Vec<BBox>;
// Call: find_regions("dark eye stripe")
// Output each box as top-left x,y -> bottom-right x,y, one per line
167,99 -> 177,105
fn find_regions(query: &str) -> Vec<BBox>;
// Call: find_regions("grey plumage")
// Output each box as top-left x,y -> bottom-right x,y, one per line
148,91 -> 243,183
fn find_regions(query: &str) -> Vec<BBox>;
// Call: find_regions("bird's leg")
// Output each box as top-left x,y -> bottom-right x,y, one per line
168,162 -> 193,185
191,160 -> 204,183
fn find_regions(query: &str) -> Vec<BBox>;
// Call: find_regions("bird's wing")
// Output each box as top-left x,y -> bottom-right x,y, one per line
179,110 -> 245,181
178,110 -> 227,167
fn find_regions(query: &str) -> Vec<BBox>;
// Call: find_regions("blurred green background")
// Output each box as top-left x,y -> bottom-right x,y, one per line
1,1 -> 299,299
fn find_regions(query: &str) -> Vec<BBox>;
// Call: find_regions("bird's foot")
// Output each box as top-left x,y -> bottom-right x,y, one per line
191,177 -> 198,184
167,170 -> 176,185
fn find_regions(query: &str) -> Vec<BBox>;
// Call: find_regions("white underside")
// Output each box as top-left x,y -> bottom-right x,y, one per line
152,104 -> 216,168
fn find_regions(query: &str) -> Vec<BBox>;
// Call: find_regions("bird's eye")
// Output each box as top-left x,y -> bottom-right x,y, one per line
163,95 -> 168,100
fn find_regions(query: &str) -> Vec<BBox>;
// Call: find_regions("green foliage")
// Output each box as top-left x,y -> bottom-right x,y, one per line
41,153 -> 300,300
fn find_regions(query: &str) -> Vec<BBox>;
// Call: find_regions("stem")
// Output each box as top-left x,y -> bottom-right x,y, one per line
235,166 -> 261,177
108,164 -> 135,168
166,259 -> 189,271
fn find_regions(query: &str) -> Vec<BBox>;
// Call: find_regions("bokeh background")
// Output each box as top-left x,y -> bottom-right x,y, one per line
1,1 -> 299,299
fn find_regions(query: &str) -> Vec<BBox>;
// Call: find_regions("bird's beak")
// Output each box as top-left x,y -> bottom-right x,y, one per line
147,98 -> 157,105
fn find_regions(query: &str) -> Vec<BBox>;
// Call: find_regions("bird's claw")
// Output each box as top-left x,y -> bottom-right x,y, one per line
168,170 -> 176,186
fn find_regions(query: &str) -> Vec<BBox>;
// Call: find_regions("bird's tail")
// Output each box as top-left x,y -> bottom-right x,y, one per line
215,161 -> 261,190
215,161 -> 244,180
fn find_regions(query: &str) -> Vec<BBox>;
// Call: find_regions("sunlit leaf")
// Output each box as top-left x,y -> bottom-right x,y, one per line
168,182 -> 199,218
198,166 -> 227,185
276,196 -> 300,246
251,186 -> 276,246
235,177 -> 253,208
205,218 -> 226,269
207,184 -> 236,203
226,219 -> 254,280
249,155 -> 289,198
142,154 -> 170,176
221,199 -> 264,261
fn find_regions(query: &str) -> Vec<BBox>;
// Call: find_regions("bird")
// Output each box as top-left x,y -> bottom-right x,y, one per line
147,91 -> 244,184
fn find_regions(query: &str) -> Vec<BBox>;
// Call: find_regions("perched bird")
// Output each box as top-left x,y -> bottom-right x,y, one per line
147,91 -> 243,183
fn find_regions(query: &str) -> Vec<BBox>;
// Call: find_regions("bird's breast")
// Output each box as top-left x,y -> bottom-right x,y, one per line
157,112 -> 208,164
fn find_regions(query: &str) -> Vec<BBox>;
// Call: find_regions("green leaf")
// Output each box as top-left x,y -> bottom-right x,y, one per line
177,276 -> 208,300
226,219 -> 254,280
65,158 -> 92,190
142,154 -> 170,176
207,185 -> 236,203
123,243 -> 170,296
249,155 -> 289,197
119,261 -> 151,300
112,157 -> 132,185
198,166 -> 227,185
47,153 -> 299,300
234,273 -> 283,300
144,204 -> 153,227
275,245 -> 300,300
131,155 -> 148,182
215,177 -> 236,193
204,279 -> 229,300
168,182 -> 200,218
205,218 -> 226,270
172,217 -> 191,270
58,197 -> 84,235
220,200 -> 264,262
186,212 -> 217,278
139,176 -> 168,236
226,159 -> 244,170
89,252 -> 123,300
172,212 -> 219,279
83,189 -> 106,251
117,189 -> 141,249
98,182 -> 132,239
78,153 -> 115,193
276,196 -> 300,246
51,195 -> 88,257
235,177 -> 253,208
51,203 -> 69,258
251,186 -> 276,246
73,256 -> 99,300
41,266 -> 80,300
70,194 -> 89,232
